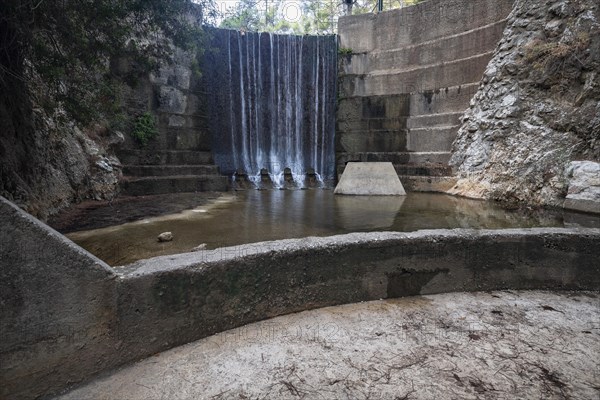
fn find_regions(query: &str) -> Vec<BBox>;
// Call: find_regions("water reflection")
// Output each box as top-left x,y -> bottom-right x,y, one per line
335,195 -> 406,230
66,190 -> 600,266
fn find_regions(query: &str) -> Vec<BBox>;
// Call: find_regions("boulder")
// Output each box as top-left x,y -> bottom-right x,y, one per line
157,232 -> 174,242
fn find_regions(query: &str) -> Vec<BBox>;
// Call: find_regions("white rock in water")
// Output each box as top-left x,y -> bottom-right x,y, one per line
564,161 -> 600,214
192,243 -> 207,251
157,232 -> 174,242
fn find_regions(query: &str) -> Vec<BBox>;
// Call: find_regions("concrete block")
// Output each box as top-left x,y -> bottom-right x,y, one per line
334,162 -> 406,195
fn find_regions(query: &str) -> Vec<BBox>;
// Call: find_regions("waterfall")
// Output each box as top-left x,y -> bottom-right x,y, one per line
205,29 -> 338,188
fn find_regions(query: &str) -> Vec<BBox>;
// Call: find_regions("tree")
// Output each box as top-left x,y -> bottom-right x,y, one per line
0,0 -> 215,125
219,0 -> 427,34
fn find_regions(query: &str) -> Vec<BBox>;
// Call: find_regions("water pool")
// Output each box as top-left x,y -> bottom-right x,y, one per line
63,190 -> 600,266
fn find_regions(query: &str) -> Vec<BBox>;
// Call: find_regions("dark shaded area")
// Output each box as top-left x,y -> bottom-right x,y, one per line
49,192 -> 222,233
387,268 -> 448,297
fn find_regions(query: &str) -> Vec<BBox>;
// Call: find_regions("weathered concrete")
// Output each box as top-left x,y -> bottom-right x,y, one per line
564,161 -> 600,214
334,162 -> 406,195
337,0 -> 515,187
57,290 -> 600,400
1,195 -> 599,399
0,196 -> 118,400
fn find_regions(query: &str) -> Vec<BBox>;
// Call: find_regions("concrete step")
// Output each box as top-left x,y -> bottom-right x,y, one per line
337,151 -> 452,166
394,164 -> 453,177
366,20 -> 507,73
399,175 -> 458,193
162,128 -> 211,151
340,53 -> 493,97
120,175 -> 229,196
337,161 -> 452,179
336,129 -> 408,153
407,112 -> 463,129
118,150 -> 214,166
123,165 -> 220,177
371,0 -> 514,51
407,125 -> 460,152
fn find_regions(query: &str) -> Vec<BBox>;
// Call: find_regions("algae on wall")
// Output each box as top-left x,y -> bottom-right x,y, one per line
450,0 -> 600,208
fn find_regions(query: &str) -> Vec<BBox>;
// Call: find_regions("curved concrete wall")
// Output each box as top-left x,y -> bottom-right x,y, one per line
0,196 -> 118,400
1,195 -> 599,399
337,0 -> 515,190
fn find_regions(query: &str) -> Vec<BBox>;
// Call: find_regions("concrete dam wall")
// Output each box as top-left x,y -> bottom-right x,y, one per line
201,29 -> 337,187
336,0 -> 515,190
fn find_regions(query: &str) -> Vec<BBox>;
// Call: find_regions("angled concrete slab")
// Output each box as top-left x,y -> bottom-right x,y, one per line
334,162 -> 406,195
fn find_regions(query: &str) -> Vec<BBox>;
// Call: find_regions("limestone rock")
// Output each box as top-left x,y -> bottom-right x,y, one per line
0,103 -> 122,220
449,0 -> 600,208
564,161 -> 600,213
157,232 -> 174,242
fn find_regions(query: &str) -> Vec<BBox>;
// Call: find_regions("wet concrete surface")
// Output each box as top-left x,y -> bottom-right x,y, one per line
55,190 -> 600,266
56,290 -> 600,400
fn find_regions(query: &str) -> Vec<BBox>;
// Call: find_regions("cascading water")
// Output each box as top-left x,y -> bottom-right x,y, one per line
203,29 -> 337,188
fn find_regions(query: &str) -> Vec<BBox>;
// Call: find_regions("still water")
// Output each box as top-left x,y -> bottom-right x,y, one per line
66,190 -> 600,266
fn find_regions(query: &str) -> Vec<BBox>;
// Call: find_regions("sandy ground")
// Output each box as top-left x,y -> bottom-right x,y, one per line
57,291 -> 600,400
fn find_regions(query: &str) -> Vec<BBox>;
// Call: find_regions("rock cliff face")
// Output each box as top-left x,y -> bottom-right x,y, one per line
0,93 -> 123,220
0,46 -> 201,219
449,0 -> 599,208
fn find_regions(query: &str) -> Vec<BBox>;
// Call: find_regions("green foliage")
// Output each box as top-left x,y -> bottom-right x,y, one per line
132,113 -> 158,146
524,33 -> 590,70
0,0 -> 215,126
218,0 -> 427,34
220,0 -> 340,34
338,47 -> 353,55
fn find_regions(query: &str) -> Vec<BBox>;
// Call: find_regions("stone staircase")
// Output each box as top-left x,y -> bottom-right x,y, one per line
116,44 -> 230,196
119,150 -> 229,196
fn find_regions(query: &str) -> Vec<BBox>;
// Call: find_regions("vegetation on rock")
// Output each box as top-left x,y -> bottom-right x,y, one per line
1,0 -> 210,124
132,113 -> 158,146
0,0 -> 215,217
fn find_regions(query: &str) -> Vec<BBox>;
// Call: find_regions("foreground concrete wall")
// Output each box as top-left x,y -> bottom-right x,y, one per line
115,227 -> 600,361
337,0 -> 515,189
115,47 -> 228,196
1,195 -> 599,398
0,197 -> 118,400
